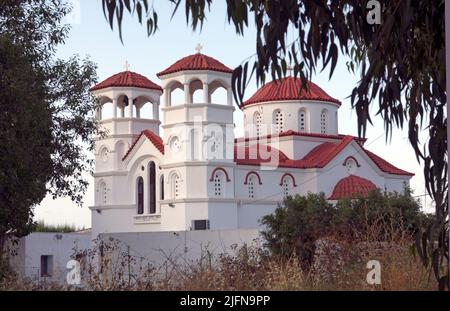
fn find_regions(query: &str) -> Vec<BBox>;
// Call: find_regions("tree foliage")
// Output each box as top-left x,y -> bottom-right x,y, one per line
101,0 -> 448,289
0,0 -> 99,255
261,190 -> 429,268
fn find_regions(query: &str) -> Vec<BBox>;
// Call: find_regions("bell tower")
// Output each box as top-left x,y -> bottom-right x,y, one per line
90,64 -> 162,207
156,49 -> 237,230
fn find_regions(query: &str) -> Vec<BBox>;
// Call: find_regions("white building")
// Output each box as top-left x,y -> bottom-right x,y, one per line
89,52 -> 413,236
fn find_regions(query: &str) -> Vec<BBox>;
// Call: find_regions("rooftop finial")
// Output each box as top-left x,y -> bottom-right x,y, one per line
195,43 -> 203,54
123,60 -> 130,71
287,64 -> 293,76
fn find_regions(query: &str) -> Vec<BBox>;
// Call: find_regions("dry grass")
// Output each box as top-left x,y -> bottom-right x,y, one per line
0,232 -> 438,291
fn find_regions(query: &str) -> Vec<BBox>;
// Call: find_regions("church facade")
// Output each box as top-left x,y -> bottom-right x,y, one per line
89,52 -> 413,236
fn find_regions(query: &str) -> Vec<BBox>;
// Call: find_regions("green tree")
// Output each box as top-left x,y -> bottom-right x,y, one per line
0,0 -> 98,268
261,193 -> 336,266
101,0 -> 448,289
261,189 -> 428,268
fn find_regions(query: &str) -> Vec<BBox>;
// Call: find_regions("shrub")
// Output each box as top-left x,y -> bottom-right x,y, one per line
260,187 -> 430,267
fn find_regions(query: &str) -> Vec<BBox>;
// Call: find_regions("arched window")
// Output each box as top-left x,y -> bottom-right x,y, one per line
273,109 -> 284,134
213,171 -> 224,197
148,161 -> 156,214
254,112 -> 262,137
115,141 -> 126,169
99,181 -> 108,205
160,175 -> 164,201
171,173 -> 180,199
248,175 -> 255,199
282,176 -> 292,198
299,109 -> 308,132
320,109 -> 328,134
136,177 -> 144,215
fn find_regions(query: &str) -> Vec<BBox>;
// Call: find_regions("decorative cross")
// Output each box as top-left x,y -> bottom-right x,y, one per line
287,64 -> 293,76
195,43 -> 203,54
123,60 -> 130,71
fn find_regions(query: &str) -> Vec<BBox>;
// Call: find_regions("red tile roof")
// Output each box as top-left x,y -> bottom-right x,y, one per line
234,144 -> 289,166
235,130 -> 367,144
122,130 -> 164,161
328,175 -> 377,200
157,53 -> 233,77
241,77 -> 341,107
91,71 -> 162,92
234,135 -> 413,177
363,149 -> 414,176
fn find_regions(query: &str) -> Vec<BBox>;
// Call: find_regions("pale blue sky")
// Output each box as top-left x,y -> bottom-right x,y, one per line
34,0 -> 432,228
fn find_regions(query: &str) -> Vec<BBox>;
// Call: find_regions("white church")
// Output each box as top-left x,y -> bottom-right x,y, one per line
89,50 -> 414,236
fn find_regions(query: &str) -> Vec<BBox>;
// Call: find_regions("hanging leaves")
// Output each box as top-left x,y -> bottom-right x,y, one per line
100,0 -> 447,290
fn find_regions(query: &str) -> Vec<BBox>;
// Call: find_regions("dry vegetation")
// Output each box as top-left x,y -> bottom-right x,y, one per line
0,232 -> 436,291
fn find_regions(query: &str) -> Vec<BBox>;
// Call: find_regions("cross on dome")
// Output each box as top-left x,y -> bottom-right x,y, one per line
287,64 -> 293,76
195,43 -> 203,54
123,60 -> 130,71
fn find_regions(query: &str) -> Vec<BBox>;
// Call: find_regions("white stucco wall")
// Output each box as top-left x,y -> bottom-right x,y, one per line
243,100 -> 339,135
9,232 -> 91,283
98,229 -> 261,273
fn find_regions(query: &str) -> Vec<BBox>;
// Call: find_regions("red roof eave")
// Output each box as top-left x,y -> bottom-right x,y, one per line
122,130 -> 164,161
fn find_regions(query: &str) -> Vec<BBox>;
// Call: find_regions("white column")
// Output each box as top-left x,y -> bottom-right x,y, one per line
120,107 -> 125,118
164,89 -> 171,107
227,88 -> 233,106
112,98 -> 118,118
184,83 -> 190,104
128,97 -> 133,117
203,83 -> 209,103
153,101 -> 159,120
136,106 -> 141,118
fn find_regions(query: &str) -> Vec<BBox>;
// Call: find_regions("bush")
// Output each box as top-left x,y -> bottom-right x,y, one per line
260,188 -> 431,267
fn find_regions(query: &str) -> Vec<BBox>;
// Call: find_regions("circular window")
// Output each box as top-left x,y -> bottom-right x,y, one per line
345,158 -> 357,174
100,147 -> 109,162
170,136 -> 181,152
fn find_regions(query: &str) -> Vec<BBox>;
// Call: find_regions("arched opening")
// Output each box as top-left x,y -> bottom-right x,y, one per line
209,80 -> 228,105
148,161 -> 156,214
168,81 -> 184,106
299,108 -> 308,132
116,95 -> 137,118
320,109 -> 328,134
135,95 -> 155,119
139,102 -> 153,119
273,109 -> 284,134
189,79 -> 204,104
136,176 -> 144,214
101,102 -> 114,119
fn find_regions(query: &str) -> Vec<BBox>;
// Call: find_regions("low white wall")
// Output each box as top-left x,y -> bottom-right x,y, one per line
10,232 -> 91,283
99,229 -> 262,273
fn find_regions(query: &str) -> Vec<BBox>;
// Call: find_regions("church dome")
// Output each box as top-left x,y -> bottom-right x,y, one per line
157,53 -> 233,77
328,175 -> 377,200
241,77 -> 341,107
91,71 -> 162,92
